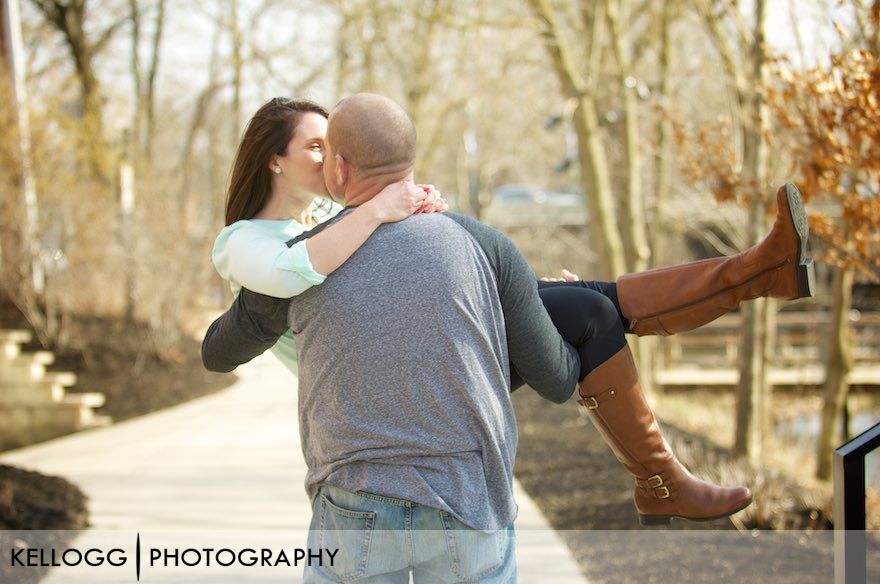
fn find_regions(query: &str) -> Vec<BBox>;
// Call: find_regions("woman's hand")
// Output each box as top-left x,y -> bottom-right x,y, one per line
539,269 -> 580,282
365,181 -> 448,223
416,184 -> 449,214
307,182 -> 439,277
366,180 -> 427,223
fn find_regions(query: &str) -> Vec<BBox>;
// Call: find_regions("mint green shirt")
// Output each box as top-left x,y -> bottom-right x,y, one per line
211,197 -> 343,373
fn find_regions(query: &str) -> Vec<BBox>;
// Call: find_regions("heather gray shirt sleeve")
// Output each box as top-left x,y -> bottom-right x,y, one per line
201,288 -> 290,372
443,213 -> 580,403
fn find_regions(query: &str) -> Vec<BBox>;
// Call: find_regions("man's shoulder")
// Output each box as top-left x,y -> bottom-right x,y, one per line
440,211 -> 478,227
438,212 -> 509,251
439,212 -> 500,237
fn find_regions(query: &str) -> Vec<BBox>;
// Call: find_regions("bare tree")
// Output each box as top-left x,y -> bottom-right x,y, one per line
604,0 -> 650,274
143,0 -> 164,160
652,0 -> 677,267
327,0 -> 525,187
28,0 -> 129,180
696,0 -> 771,462
227,0 -> 242,144
2,0 -> 52,341
128,0 -> 165,164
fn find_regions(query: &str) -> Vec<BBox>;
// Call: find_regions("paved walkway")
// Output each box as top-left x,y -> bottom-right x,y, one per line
1,352 -> 587,583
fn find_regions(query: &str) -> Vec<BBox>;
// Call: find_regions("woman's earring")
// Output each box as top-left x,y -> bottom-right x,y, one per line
273,167 -> 282,174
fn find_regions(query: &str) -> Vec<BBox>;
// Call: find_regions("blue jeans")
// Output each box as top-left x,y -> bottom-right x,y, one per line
303,484 -> 517,583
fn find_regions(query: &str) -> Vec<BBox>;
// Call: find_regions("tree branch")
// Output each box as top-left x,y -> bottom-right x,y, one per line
695,0 -> 748,103
525,0 -> 588,98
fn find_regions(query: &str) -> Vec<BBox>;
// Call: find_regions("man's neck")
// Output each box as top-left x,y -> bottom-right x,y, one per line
343,169 -> 414,207
344,184 -> 391,207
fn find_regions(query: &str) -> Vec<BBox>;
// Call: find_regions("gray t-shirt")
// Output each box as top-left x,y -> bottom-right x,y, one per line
201,210 -> 580,532
292,210 -> 515,530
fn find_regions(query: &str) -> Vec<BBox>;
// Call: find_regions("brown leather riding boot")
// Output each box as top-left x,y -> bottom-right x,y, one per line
617,183 -> 815,336
577,345 -> 753,525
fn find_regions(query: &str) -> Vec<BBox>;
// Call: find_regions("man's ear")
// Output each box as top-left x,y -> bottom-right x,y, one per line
336,154 -> 349,186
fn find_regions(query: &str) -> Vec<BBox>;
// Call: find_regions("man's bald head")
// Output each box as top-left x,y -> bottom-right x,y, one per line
327,93 -> 416,175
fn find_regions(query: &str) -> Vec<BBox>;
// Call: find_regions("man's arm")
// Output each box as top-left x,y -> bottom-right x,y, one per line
443,213 -> 580,404
201,289 -> 291,372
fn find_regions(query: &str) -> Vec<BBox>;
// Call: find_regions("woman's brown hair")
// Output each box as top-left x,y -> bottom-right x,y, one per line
224,97 -> 329,226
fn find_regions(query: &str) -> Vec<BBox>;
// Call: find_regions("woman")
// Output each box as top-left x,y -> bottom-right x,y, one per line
212,96 -> 815,525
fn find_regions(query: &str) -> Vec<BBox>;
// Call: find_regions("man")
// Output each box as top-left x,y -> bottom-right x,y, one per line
202,93 -> 581,582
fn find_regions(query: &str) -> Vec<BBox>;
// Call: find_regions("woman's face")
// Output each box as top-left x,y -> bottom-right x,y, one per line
273,112 -> 329,198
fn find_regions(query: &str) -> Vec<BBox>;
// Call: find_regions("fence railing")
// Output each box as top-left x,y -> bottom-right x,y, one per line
655,311 -> 880,388
834,420 -> 880,583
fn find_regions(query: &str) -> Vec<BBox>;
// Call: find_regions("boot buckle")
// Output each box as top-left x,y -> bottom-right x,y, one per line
646,474 -> 664,488
577,396 -> 599,410
655,486 -> 670,499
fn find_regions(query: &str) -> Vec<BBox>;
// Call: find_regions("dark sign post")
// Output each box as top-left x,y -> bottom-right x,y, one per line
834,421 -> 880,584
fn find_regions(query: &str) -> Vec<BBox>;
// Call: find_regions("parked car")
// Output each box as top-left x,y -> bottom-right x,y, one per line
491,184 -> 584,207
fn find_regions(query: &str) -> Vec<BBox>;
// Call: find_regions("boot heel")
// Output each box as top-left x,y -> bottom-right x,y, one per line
639,514 -> 672,526
797,258 -> 815,298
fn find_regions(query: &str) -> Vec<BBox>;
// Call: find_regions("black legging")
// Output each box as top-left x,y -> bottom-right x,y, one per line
537,280 -> 628,381
509,280 -> 628,391
509,279 -> 629,392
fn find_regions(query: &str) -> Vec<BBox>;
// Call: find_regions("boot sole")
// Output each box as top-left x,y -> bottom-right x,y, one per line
783,183 -> 816,298
638,495 -> 754,526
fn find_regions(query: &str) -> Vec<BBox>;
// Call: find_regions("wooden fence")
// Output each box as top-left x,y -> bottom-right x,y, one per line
655,312 -> 880,388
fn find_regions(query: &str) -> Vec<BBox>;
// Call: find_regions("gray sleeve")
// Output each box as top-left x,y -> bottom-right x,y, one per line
201,223 -> 337,373
201,289 -> 291,373
444,214 -> 580,403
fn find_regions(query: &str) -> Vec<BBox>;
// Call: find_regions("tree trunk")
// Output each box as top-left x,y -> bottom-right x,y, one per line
80,64 -> 108,179
572,98 -> 628,279
873,0 -> 880,54
228,0 -> 242,145
652,0 -> 675,268
143,0 -> 165,164
335,4 -> 352,98
761,296 -> 778,450
460,109 -> 482,221
64,6 -> 107,179
32,0 -> 111,180
605,0 -> 649,274
128,0 -> 143,163
2,0 -> 52,342
816,266 -> 854,480
360,4 -> 377,92
638,0 -> 677,396
733,0 -> 769,462
118,161 -> 136,321
2,0 -> 43,294
603,0 -> 654,383
404,1 -> 441,178
0,1 -> 6,62
734,298 -> 767,460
